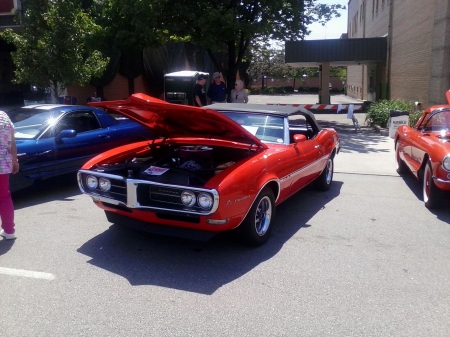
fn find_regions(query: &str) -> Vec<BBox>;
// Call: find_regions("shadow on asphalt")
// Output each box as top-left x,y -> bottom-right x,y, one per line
77,181 -> 343,294
396,170 -> 450,223
12,172 -> 80,210
317,117 -> 392,154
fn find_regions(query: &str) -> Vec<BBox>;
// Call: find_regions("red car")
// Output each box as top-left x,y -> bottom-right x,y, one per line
395,90 -> 450,208
78,94 -> 340,245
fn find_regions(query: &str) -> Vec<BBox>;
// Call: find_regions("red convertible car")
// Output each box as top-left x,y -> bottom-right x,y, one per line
395,90 -> 450,208
78,94 -> 340,245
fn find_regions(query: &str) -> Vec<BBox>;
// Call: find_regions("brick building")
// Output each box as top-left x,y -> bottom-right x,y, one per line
347,0 -> 450,107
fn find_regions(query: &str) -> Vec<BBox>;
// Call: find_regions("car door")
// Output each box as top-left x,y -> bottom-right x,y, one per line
287,116 -> 323,195
37,110 -> 113,178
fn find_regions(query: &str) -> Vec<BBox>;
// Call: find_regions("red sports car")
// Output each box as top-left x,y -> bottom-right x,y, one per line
78,94 -> 340,245
395,90 -> 450,208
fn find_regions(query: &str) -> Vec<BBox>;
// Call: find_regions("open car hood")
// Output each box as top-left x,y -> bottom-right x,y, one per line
89,93 -> 267,149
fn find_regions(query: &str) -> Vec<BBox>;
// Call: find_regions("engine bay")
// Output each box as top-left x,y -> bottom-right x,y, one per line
91,143 -> 256,187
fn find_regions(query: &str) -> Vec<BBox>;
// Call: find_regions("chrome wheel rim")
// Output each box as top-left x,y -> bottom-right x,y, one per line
423,165 -> 431,202
396,145 -> 401,170
254,196 -> 272,236
325,158 -> 333,184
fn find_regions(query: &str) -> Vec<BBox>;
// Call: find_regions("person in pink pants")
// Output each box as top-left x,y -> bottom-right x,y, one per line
0,110 -> 19,240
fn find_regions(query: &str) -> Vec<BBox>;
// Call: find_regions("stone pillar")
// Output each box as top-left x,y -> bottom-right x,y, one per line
319,62 -> 330,104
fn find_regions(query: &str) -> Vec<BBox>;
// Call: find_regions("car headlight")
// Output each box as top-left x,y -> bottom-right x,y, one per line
181,190 -> 196,207
197,192 -> 213,209
86,175 -> 98,189
99,177 -> 111,191
442,155 -> 450,171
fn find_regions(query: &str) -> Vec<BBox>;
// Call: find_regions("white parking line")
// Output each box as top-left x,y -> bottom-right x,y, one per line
0,267 -> 55,280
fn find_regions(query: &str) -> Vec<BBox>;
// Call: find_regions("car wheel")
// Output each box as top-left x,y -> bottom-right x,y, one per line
423,161 -> 441,209
395,142 -> 408,174
237,187 -> 275,246
313,156 -> 334,191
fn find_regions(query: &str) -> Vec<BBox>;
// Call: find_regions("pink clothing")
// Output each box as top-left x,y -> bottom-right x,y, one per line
0,174 -> 14,234
0,111 -> 15,235
0,111 -> 14,174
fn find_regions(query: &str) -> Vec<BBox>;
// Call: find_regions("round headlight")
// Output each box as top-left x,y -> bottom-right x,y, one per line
181,190 -> 196,207
99,177 -> 111,191
86,175 -> 98,189
442,155 -> 450,171
197,192 -> 213,209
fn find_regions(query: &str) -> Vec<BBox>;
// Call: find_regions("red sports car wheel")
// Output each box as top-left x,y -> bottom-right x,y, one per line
423,161 -> 441,209
395,142 -> 408,174
313,157 -> 334,191
238,187 -> 275,246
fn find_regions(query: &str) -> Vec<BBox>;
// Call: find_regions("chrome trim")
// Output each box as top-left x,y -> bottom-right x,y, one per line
78,170 -> 220,215
433,175 -> 450,184
280,153 -> 329,182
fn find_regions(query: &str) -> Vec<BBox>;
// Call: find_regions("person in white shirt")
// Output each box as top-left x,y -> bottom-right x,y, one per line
230,80 -> 248,103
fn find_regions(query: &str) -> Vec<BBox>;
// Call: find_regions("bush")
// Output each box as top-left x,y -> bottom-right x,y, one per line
365,99 -> 416,128
409,111 -> 423,127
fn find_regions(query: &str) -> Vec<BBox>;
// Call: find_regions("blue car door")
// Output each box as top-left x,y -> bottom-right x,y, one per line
37,110 -> 113,178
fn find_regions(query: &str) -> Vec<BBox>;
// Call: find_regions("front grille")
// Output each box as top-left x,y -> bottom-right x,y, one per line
80,170 -> 219,215
137,184 -> 210,212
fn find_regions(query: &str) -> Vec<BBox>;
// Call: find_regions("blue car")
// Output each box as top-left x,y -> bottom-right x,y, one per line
7,104 -> 156,192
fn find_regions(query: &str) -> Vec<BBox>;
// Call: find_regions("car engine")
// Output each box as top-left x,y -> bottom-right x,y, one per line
90,144 -> 253,187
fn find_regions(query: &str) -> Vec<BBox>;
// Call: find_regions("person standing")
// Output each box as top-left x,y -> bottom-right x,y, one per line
230,80 -> 249,103
0,110 -> 19,240
207,72 -> 227,104
193,74 -> 207,107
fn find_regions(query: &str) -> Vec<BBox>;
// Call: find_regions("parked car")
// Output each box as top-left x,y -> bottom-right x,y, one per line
395,90 -> 450,208
78,94 -> 340,246
8,104 -> 156,192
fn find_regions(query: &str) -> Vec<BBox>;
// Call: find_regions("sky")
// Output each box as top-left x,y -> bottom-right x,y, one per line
305,0 -> 348,40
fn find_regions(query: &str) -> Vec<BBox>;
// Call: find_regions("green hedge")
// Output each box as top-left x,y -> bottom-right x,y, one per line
248,86 -> 293,95
365,99 -> 417,128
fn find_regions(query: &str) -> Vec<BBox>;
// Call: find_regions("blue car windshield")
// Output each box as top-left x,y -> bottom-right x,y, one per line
7,107 -> 65,140
220,112 -> 285,144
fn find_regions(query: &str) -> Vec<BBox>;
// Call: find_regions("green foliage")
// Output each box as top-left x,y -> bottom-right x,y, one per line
248,86 -> 290,95
409,111 -> 423,127
365,99 -> 416,128
1,0 -> 109,100
94,0 -> 344,93
247,44 -> 346,85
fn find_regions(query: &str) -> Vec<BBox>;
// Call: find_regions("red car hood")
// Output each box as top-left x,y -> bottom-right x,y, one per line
89,93 -> 267,149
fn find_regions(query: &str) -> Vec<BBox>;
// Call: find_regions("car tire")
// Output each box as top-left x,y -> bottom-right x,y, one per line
237,187 -> 275,246
395,142 -> 409,175
313,156 -> 334,191
423,161 -> 442,209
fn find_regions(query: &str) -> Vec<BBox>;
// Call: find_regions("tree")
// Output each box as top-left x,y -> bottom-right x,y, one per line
93,0 -> 344,99
1,0 -> 109,102
248,44 -> 347,89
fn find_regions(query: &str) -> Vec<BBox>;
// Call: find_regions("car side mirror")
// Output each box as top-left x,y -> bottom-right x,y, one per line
55,129 -> 77,143
293,134 -> 307,143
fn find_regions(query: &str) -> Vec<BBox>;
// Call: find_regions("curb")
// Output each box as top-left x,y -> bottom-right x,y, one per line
373,124 -> 390,136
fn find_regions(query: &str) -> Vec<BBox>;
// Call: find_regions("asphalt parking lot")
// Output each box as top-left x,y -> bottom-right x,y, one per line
1,94 -> 450,336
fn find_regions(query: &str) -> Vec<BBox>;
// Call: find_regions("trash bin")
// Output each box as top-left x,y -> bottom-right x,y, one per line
164,71 -> 209,106
388,110 -> 409,138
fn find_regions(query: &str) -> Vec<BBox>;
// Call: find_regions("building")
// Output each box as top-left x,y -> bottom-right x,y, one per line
347,0 -> 450,108
286,0 -> 450,108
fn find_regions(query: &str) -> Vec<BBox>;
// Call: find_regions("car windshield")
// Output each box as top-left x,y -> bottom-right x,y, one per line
423,109 -> 450,132
7,107 -> 66,140
221,112 -> 285,144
